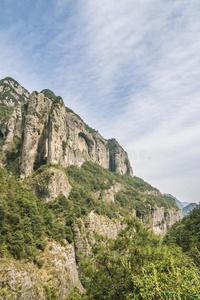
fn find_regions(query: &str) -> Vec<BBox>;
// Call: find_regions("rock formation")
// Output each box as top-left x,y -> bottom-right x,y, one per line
24,166 -> 72,202
19,91 -> 133,178
0,241 -> 83,299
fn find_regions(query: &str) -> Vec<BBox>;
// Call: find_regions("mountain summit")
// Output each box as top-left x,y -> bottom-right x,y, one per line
0,77 -> 133,178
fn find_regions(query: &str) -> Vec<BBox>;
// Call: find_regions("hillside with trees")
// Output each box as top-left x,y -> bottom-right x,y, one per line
0,78 -> 199,299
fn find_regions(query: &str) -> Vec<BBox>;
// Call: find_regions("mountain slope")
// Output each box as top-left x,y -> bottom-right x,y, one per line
163,205 -> 200,266
0,77 -> 185,299
182,203 -> 197,216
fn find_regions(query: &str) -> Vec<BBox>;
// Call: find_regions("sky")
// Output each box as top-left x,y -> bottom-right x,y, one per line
0,0 -> 200,203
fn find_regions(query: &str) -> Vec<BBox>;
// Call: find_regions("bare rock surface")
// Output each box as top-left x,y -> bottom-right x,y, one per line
25,166 -> 72,202
0,242 -> 83,300
20,92 -> 133,177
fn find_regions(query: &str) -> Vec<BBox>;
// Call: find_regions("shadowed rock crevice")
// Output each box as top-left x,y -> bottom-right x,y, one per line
109,149 -> 116,172
0,129 -> 4,139
78,132 -> 94,155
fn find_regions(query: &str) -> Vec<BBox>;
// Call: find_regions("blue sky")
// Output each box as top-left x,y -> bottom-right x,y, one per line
0,0 -> 200,203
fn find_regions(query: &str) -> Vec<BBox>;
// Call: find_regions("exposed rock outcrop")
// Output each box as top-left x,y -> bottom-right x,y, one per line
74,211 -> 125,256
25,166 -> 72,202
0,241 -> 83,300
20,93 -> 52,178
149,206 -> 182,235
0,78 -> 29,149
20,92 -> 133,177
0,78 -> 133,177
87,211 -> 124,239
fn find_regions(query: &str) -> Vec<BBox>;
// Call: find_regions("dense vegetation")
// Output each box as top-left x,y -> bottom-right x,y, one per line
1,78 -> 199,299
0,168 -> 74,265
70,218 -> 200,299
0,158 -> 179,262
41,89 -> 57,100
66,161 -> 178,220
0,103 -> 13,122
163,205 -> 200,266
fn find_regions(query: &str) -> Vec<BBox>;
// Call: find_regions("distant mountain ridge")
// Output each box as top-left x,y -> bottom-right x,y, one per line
164,193 -> 197,216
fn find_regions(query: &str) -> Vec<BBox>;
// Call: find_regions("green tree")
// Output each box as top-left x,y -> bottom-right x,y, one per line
80,218 -> 200,300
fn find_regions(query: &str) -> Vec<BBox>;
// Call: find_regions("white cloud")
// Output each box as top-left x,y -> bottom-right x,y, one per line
0,0 -> 199,202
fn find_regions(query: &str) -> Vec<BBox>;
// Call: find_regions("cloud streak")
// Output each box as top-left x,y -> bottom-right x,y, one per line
0,0 -> 199,202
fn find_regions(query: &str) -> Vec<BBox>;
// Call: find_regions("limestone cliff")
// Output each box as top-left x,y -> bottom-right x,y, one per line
0,77 -> 29,149
19,91 -> 133,177
151,206 -> 182,235
0,77 -> 183,299
0,241 -> 83,299
74,211 -> 125,257
0,78 -> 133,177
24,166 -> 72,202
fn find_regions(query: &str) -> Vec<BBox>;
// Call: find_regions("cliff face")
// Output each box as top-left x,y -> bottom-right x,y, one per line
0,78 -> 29,149
151,207 -> 182,235
0,78 -> 132,177
24,166 -> 72,202
0,241 -> 83,299
74,207 -> 182,258
20,91 -> 133,178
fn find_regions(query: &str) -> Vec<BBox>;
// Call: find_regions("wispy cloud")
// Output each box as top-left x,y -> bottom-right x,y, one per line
0,0 -> 199,202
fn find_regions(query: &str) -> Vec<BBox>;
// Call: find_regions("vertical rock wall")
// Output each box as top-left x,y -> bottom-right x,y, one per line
20,93 -> 133,177
20,93 -> 52,178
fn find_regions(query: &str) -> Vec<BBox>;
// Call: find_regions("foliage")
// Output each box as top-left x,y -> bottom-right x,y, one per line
84,123 -> 98,134
49,96 -> 65,114
45,193 -> 75,244
0,77 -> 28,104
33,156 -> 47,171
107,138 -> 119,150
41,89 -> 57,100
0,136 -> 5,150
66,287 -> 88,299
80,218 -> 200,300
163,205 -> 200,266
3,135 -> 22,175
0,103 -> 13,122
66,161 -> 178,220
121,175 -> 158,193
65,107 -> 97,134
0,77 -> 21,87
0,168 -> 70,261
62,140 -> 68,153
66,162 -> 119,219
52,96 -> 64,106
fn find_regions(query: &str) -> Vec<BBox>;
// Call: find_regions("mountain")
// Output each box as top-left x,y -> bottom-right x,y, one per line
182,202 -> 197,216
0,77 -> 185,299
164,193 -> 196,215
181,201 -> 190,207
164,193 -> 184,209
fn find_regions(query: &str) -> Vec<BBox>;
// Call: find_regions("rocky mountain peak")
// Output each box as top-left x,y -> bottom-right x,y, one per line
0,78 -> 133,178
0,77 -> 29,107
20,91 -> 133,177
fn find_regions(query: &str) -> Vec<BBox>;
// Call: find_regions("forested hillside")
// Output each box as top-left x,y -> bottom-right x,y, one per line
0,78 -> 199,299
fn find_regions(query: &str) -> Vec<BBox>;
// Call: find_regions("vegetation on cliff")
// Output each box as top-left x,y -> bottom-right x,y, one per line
0,168 -> 71,263
77,218 -> 200,299
1,78 -> 198,299
163,205 -> 200,266
0,77 -> 29,105
66,161 -> 178,219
